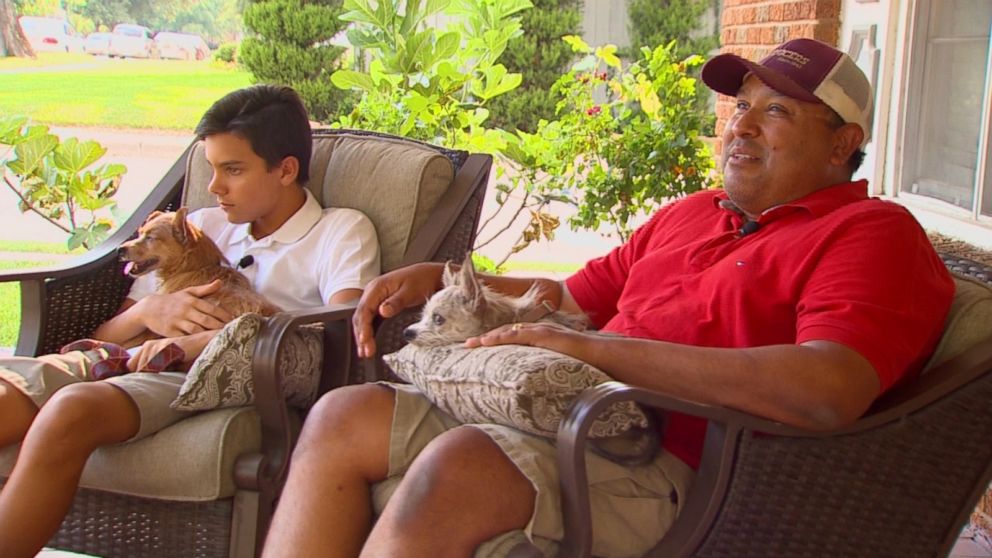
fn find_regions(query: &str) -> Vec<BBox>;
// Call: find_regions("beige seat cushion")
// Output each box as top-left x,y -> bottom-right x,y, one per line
0,407 -> 261,501
183,132 -> 454,271
924,275 -> 992,372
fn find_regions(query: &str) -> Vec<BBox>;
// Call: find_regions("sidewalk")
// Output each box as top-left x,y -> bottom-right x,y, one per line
0,125 -> 616,268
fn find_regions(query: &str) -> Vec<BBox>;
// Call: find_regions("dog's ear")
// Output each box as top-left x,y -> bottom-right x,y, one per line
442,261 -> 459,288
144,210 -> 163,225
459,254 -> 487,313
172,207 -> 192,246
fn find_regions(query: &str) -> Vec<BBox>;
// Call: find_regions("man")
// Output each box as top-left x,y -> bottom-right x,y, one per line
0,85 -> 380,558
264,39 -> 954,558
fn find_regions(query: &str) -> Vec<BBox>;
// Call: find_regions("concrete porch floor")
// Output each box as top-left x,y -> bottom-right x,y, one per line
32,526 -> 992,557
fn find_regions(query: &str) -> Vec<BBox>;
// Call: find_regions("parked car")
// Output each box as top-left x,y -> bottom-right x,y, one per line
18,16 -> 84,53
83,32 -> 112,56
154,32 -> 210,61
108,23 -> 154,58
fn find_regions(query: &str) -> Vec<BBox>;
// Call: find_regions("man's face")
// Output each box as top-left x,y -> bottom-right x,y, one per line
720,75 -> 848,217
204,132 -> 291,231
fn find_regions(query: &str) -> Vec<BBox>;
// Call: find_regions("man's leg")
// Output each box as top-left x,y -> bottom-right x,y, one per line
0,382 -> 140,558
0,378 -> 37,447
263,384 -> 395,558
362,425 -> 536,558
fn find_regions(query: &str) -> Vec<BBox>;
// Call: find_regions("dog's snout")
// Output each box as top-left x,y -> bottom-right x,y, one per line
403,327 -> 417,342
117,246 -> 129,259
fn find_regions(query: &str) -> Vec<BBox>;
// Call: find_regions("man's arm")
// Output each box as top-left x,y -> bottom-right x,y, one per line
92,280 -> 234,345
467,325 -> 879,431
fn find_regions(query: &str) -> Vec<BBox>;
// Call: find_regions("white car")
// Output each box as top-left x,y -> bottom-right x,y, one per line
154,32 -> 210,61
108,23 -> 154,58
84,32 -> 113,56
18,16 -> 84,53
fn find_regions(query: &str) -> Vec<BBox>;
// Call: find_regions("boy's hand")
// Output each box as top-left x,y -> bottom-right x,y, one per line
353,263 -> 444,358
136,280 -> 234,337
127,330 -> 218,372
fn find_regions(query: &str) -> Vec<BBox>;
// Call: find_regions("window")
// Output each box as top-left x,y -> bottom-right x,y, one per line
901,0 -> 992,221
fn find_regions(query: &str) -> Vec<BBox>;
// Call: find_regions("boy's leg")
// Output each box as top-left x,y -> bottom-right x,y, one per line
0,381 -> 140,558
0,379 -> 37,447
0,350 -> 106,448
263,383 -> 395,558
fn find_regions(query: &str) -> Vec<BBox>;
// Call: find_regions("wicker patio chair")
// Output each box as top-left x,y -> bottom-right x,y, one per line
0,129 -> 492,558
507,254 -> 992,558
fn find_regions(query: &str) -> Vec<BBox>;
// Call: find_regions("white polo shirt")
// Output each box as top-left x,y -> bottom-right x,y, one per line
128,190 -> 380,311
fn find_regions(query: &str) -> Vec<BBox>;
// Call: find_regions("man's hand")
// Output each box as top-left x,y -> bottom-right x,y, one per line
127,330 -> 218,372
353,263 -> 444,358
464,321 -> 589,358
135,280 -> 235,337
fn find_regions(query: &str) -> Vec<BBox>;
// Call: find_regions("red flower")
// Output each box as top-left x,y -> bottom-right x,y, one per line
586,105 -> 602,116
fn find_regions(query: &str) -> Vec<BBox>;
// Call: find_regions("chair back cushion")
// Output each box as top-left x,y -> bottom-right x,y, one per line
923,274 -> 992,372
182,132 -> 455,271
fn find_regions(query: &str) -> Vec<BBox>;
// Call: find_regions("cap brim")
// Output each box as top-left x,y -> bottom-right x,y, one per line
701,53 -> 821,104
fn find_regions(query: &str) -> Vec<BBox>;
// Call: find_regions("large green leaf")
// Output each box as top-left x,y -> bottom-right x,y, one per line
7,134 -> 58,176
0,115 -> 28,146
401,29 -> 433,74
331,70 -> 376,92
54,137 -> 106,174
346,28 -> 383,49
434,31 -> 460,61
68,222 -> 111,251
340,0 -> 388,27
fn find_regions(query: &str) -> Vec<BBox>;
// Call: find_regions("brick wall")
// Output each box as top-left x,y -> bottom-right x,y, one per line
713,0 -> 842,154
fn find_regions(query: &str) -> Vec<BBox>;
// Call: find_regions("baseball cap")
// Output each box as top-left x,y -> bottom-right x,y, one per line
701,38 -> 874,147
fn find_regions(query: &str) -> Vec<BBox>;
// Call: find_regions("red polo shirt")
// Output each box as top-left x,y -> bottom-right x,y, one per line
565,181 -> 954,469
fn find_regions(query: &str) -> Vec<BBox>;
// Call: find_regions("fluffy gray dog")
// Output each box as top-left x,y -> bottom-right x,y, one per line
403,254 -> 587,347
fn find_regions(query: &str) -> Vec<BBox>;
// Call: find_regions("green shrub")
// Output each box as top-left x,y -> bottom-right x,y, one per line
213,42 -> 239,64
331,0 -> 530,151
501,38 -> 715,242
486,0 -> 581,133
240,0 -> 353,122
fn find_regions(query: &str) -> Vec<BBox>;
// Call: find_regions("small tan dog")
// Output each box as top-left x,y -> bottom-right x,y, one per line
119,207 -> 279,327
403,253 -> 587,347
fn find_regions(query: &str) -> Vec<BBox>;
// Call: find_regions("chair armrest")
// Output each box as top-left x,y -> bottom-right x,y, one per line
241,301 -> 358,494
556,337 -> 992,558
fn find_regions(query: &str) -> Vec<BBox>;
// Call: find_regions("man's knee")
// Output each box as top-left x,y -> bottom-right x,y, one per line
295,384 -> 395,460
405,426 -> 534,504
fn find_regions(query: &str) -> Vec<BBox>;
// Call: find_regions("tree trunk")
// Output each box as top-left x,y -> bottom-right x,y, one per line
0,0 -> 34,57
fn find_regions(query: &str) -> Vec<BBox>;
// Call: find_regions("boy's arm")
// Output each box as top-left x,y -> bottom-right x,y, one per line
126,329 -> 221,372
328,288 -> 363,305
92,280 -> 234,344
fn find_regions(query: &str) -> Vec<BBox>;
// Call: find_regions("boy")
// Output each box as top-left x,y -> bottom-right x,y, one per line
0,85 -> 380,558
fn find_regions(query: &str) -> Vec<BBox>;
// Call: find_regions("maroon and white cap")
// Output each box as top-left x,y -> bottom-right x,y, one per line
702,38 -> 874,148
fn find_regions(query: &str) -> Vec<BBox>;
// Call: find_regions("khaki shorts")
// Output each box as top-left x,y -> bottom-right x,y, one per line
0,351 -> 193,441
372,383 -> 695,558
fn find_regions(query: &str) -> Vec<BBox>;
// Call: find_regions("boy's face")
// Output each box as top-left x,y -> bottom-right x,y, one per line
203,132 -> 298,236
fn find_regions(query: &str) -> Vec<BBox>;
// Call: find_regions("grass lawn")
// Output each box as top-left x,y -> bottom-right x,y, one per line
0,53 -> 251,130
0,260 -> 58,349
0,241 -> 72,348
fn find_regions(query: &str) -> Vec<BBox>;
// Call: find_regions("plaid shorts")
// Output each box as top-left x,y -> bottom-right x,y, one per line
371,382 -> 695,558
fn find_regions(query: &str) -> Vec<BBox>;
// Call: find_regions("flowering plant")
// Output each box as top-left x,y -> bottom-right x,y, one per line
496,37 -> 715,244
